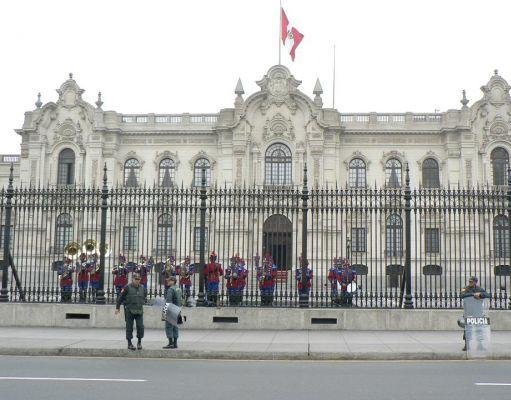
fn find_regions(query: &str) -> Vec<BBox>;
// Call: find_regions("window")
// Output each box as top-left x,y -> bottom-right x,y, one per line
123,226 -> 138,251
124,158 -> 140,187
55,214 -> 73,253
194,227 -> 209,252
491,147 -> 509,186
493,215 -> 509,258
57,148 -> 75,186
425,228 -> 440,253
265,143 -> 292,186
385,158 -> 402,188
156,214 -> 173,256
349,158 -> 366,188
386,214 -> 403,257
194,158 -> 211,187
351,227 -> 367,252
159,158 -> 175,187
422,158 -> 440,188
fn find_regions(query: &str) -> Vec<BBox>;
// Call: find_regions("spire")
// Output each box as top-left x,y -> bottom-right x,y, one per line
35,92 -> 42,109
460,89 -> 469,108
313,78 -> 323,108
69,72 -> 74,79
95,91 -> 103,109
235,78 -> 244,110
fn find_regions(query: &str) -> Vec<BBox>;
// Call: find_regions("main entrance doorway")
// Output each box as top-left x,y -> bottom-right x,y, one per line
262,214 -> 292,270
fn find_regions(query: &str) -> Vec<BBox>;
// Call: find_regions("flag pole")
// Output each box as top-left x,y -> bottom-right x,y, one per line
332,44 -> 336,108
279,0 -> 282,65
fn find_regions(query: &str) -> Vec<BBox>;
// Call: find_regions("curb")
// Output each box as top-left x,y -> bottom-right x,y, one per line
0,347 -> 509,361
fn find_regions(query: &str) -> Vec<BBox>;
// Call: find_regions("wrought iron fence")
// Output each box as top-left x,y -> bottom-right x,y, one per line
1,163 -> 510,309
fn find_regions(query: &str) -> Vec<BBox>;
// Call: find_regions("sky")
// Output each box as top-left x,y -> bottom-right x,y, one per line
1,0 -> 510,154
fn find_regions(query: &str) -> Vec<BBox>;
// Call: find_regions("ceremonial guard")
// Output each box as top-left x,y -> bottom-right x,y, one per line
115,272 -> 147,350
460,276 -> 488,351
76,253 -> 90,302
338,257 -> 357,307
59,258 -> 74,302
225,254 -> 247,306
295,256 -> 313,297
257,253 -> 277,306
162,256 -> 177,297
176,255 -> 194,303
162,275 -> 182,349
113,254 -> 129,296
136,255 -> 152,289
204,251 -> 223,306
327,258 -> 343,305
88,254 -> 100,301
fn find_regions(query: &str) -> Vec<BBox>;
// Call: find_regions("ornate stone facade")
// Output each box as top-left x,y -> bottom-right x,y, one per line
2,66 -> 511,189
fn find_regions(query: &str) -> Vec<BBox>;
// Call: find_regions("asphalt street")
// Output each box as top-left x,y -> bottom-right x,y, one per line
0,356 -> 509,400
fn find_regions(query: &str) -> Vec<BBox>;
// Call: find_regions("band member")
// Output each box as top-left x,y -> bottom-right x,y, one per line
88,253 -> 100,300
295,256 -> 313,297
225,254 -> 247,306
162,256 -> 177,297
176,255 -> 194,302
76,253 -> 90,302
59,258 -> 74,302
257,253 -> 277,306
204,251 -> 223,306
338,257 -> 356,307
327,258 -> 342,305
113,254 -> 129,296
136,255 -> 152,289
115,272 -> 147,350
460,276 -> 488,351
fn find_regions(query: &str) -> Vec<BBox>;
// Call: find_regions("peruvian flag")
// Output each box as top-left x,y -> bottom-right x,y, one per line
281,7 -> 304,62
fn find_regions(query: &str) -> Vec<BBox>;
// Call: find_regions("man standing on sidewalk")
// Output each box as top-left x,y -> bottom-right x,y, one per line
460,276 -> 488,351
163,275 -> 182,349
115,272 -> 147,350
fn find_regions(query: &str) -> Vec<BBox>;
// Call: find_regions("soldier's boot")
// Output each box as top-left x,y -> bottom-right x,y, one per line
173,338 -> 178,349
163,338 -> 174,349
137,338 -> 142,350
127,339 -> 136,351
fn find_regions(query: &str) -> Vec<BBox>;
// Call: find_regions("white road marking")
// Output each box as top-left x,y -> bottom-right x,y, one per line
0,377 -> 147,382
475,383 -> 511,386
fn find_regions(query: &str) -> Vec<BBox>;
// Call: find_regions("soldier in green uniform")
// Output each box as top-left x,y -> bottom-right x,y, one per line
163,275 -> 182,349
115,272 -> 147,350
460,276 -> 488,351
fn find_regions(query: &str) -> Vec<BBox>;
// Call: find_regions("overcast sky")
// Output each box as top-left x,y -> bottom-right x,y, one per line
1,0 -> 510,154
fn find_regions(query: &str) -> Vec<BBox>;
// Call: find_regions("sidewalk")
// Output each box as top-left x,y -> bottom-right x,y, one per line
0,327 -> 510,360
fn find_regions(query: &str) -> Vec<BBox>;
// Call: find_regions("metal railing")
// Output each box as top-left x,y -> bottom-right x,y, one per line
1,163 -> 510,309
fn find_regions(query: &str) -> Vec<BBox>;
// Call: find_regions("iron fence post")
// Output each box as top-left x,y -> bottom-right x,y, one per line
95,164 -> 108,304
299,162 -> 309,308
404,162 -> 414,309
197,168 -> 207,306
0,164 -> 14,302
507,167 -> 511,309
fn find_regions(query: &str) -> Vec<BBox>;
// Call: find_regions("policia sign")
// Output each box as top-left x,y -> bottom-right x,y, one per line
461,297 -> 491,358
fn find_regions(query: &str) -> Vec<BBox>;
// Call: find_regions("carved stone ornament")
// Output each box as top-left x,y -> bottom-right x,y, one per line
263,113 -> 295,142
416,151 -> 444,170
53,118 -> 83,147
153,150 -> 180,169
188,150 -> 216,169
56,74 -> 85,110
380,150 -> 406,167
343,151 -> 371,171
489,119 -> 509,135
256,65 -> 301,115
118,151 -> 145,170
480,71 -> 511,106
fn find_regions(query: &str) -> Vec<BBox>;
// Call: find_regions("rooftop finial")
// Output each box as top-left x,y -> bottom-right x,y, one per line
69,72 -> 73,79
313,78 -> 323,108
460,89 -> 469,107
235,78 -> 244,96
95,91 -> 103,109
494,69 -> 499,76
35,92 -> 42,109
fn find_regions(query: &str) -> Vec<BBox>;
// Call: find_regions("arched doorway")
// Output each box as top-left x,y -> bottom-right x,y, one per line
263,214 -> 292,270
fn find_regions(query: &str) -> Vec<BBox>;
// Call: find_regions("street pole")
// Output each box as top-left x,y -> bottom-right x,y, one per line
404,162 -> 414,309
0,164 -> 14,302
95,163 -> 108,304
299,161 -> 309,308
197,168 -> 207,306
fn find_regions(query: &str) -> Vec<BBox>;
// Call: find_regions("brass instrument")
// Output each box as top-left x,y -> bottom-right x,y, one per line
64,242 -> 81,260
82,239 -> 97,254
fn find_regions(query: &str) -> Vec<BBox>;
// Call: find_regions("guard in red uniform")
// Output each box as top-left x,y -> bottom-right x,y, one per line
176,255 -> 194,302
257,253 -> 277,306
113,254 -> 129,296
225,254 -> 247,306
295,257 -> 313,297
59,258 -> 74,302
338,257 -> 356,307
204,251 -> 223,306
136,255 -> 152,289
327,257 -> 342,305
76,253 -> 90,302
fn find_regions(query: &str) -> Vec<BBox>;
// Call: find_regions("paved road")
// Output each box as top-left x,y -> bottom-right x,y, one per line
0,356 -> 510,400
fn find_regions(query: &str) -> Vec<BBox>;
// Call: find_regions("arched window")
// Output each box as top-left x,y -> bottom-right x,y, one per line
265,143 -> 292,185
493,215 -> 509,258
194,158 -> 211,187
386,213 -> 403,257
159,158 -> 175,187
422,158 -> 440,188
385,158 -> 402,188
349,158 -> 366,188
156,214 -> 173,256
57,148 -> 75,186
55,213 -> 73,253
124,158 -> 140,187
491,147 -> 509,186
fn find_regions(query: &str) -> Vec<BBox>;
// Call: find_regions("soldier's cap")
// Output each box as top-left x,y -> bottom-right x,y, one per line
469,276 -> 478,282
165,275 -> 177,282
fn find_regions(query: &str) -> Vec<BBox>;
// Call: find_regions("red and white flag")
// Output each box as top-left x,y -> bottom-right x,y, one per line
281,7 -> 304,62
